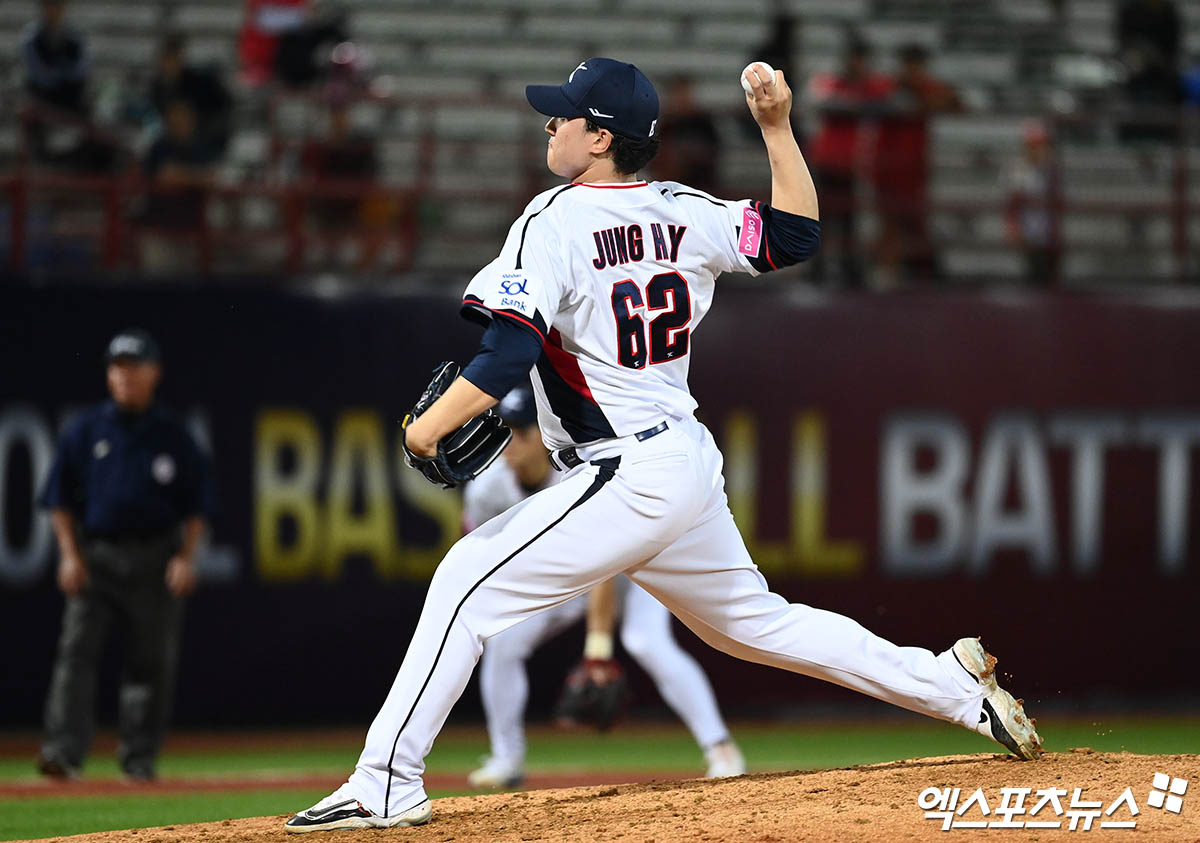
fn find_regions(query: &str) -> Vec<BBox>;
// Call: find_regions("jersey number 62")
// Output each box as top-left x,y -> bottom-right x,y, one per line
610,271 -> 691,369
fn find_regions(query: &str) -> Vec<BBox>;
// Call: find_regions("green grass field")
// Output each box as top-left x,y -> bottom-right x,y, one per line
2,715 -> 1197,842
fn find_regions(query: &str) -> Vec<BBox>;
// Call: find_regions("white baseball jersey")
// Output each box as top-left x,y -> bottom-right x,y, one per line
462,181 -> 771,450
462,458 -> 560,533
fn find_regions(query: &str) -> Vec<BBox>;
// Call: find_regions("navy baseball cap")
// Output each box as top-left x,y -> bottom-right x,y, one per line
105,328 -> 161,364
526,58 -> 659,141
497,385 -> 538,428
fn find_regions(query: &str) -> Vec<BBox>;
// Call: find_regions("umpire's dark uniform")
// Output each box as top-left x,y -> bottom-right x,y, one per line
37,329 -> 214,780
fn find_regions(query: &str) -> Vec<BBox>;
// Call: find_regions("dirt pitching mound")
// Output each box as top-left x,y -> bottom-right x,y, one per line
29,752 -> 1200,843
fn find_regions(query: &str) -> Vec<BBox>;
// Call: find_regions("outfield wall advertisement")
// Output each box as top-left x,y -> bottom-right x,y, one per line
1,286 -> 1197,724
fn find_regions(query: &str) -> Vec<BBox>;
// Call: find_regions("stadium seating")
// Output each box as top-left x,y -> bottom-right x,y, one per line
2,0 -> 1197,282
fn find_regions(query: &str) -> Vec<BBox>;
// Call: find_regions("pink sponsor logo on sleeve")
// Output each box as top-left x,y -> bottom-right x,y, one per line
740,207 -> 763,256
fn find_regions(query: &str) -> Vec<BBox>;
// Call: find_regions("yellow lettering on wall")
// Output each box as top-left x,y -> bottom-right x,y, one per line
792,411 -> 864,576
724,411 -> 787,573
324,410 -> 399,579
255,410 -> 322,580
724,411 -> 757,530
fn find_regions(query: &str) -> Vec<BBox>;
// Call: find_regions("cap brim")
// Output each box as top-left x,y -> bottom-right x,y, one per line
525,85 -> 583,118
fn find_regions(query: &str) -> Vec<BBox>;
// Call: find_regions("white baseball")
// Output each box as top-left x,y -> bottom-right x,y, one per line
741,61 -> 777,94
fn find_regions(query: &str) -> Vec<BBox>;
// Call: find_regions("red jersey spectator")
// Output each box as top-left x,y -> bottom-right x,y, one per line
806,38 -> 893,286
873,44 -> 962,284
238,0 -> 308,86
809,44 -> 893,172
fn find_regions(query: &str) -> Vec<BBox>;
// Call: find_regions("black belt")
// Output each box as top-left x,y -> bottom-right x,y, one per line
85,529 -> 178,546
550,421 -> 669,471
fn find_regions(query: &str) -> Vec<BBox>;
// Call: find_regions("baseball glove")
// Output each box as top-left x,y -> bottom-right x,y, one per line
401,361 -> 513,489
554,658 -> 629,732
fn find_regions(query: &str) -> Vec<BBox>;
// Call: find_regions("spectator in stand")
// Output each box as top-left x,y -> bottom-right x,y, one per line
21,0 -> 116,172
1116,0 -> 1184,142
275,2 -> 350,89
301,102 -> 377,217
149,34 -> 233,160
873,43 -> 963,286
805,37 -> 893,287
1184,55 -> 1200,106
301,102 -> 382,267
238,0 -> 309,86
145,101 -> 219,211
22,0 -> 87,115
754,7 -> 798,83
742,6 -> 802,141
139,101 -> 219,273
1005,121 -> 1057,286
653,76 -> 721,195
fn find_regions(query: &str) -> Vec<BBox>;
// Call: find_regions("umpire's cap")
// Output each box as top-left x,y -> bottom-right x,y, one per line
526,58 -> 659,141
105,328 -> 162,365
497,385 -> 538,429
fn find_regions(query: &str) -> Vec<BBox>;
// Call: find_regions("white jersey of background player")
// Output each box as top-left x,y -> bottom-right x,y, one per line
288,58 -> 1041,834
464,386 -> 744,789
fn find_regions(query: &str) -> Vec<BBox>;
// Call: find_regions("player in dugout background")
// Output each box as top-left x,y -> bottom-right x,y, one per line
463,385 -> 745,790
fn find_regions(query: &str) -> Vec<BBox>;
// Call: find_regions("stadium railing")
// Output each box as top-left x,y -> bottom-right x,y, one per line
2,96 -> 1197,284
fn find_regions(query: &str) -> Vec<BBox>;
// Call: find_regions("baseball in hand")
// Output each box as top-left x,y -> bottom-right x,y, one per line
741,61 -> 777,94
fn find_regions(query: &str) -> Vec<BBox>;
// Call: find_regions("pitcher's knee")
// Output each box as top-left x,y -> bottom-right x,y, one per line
426,543 -> 477,599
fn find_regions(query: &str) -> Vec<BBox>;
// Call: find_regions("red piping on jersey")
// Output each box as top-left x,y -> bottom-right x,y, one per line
754,201 -> 779,271
462,299 -> 546,343
543,328 -> 599,403
572,182 -> 648,189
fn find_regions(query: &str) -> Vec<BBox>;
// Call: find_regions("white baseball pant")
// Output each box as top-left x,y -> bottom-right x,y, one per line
347,416 -> 985,817
478,577 -> 731,767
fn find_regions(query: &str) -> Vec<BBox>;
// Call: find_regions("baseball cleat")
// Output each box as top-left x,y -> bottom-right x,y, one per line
467,756 -> 524,789
284,785 -> 432,833
36,753 -> 80,781
704,739 -> 747,778
953,637 -> 1044,761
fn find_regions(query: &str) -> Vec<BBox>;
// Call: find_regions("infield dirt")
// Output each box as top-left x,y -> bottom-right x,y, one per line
23,752 -> 1200,843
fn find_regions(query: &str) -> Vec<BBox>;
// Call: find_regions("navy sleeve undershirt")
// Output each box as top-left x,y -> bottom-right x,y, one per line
747,204 -> 822,273
38,414 -> 86,513
461,316 -> 545,400
176,428 -> 219,521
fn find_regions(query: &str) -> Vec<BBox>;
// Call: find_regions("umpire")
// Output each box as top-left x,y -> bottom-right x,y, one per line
36,328 -> 215,781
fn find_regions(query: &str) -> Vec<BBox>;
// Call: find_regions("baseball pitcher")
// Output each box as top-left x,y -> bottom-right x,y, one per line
286,57 -> 1041,834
